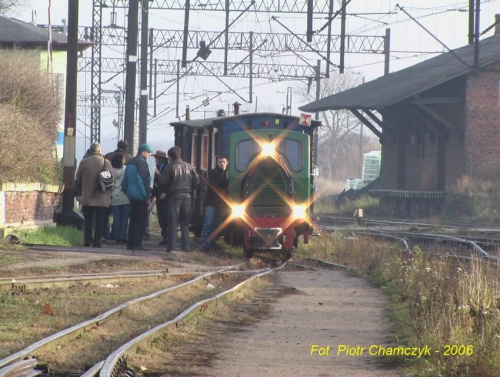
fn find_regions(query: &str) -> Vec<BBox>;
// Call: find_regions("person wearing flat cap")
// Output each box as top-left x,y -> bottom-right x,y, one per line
123,143 -> 153,251
152,150 -> 169,245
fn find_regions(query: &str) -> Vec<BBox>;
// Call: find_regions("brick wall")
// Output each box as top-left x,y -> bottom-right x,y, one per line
0,183 -> 63,236
465,61 -> 500,180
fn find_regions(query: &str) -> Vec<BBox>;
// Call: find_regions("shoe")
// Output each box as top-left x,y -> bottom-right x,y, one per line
195,245 -> 209,252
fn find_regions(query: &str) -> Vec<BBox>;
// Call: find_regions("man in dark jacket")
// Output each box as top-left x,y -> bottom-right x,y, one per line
159,146 -> 200,252
105,140 -> 132,165
75,142 -> 114,248
152,150 -> 169,244
123,143 -> 153,251
198,156 -> 229,251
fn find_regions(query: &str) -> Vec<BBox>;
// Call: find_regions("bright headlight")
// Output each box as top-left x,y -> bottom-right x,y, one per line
231,204 -> 245,218
261,143 -> 275,157
292,204 -> 307,219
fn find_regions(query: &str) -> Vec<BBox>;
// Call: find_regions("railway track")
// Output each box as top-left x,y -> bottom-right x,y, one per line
319,215 -> 500,234
0,263 -> 244,368
0,270 -> 171,291
0,266 -> 243,292
318,216 -> 500,262
3,219 -> 498,376
0,255 -> 364,377
0,259 -> 287,376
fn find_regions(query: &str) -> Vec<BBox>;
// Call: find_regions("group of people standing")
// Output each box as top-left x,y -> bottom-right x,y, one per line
75,140 -> 228,253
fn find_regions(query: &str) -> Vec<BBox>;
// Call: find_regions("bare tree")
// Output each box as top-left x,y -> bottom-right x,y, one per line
300,73 -> 373,183
0,0 -> 28,14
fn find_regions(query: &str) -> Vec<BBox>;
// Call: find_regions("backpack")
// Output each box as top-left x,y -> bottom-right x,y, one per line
97,158 -> 114,192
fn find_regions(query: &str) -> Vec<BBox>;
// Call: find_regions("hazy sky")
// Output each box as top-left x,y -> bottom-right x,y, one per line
13,0 -> 500,158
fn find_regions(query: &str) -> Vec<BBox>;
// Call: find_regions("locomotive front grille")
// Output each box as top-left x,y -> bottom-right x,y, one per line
247,160 -> 291,217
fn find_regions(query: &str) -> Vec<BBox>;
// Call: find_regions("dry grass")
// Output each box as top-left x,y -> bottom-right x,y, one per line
16,274 -> 244,372
443,176 -> 500,224
0,50 -> 62,184
0,276 -> 183,359
297,233 -> 500,377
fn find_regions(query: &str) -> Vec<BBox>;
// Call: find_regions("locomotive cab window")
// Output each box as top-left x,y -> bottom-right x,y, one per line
278,138 -> 302,172
235,139 -> 259,172
235,137 -> 303,172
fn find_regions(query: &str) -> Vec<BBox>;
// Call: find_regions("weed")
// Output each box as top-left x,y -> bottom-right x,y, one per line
442,176 -> 500,224
296,233 -> 500,376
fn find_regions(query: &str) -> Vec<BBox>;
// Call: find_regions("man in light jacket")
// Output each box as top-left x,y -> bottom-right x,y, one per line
75,142 -> 114,248
123,143 -> 153,251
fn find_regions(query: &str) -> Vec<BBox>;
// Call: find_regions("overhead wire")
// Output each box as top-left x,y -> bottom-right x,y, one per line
84,0 -> 500,137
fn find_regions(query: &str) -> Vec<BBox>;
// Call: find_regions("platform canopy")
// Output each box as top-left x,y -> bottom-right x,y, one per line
300,35 -> 500,113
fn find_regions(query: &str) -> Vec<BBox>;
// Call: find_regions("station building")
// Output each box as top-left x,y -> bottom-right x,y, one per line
301,16 -> 500,218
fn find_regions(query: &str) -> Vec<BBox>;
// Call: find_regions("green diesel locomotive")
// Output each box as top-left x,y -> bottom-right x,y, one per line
170,112 -> 320,259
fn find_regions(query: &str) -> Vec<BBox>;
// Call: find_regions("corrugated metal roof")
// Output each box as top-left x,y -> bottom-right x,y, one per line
0,16 -> 91,50
300,35 -> 500,112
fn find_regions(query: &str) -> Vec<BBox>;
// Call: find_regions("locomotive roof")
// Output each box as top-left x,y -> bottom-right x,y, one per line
170,112 -> 321,128
300,34 -> 500,112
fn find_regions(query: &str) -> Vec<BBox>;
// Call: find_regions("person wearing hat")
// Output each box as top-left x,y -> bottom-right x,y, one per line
123,143 -> 153,251
152,150 -> 170,244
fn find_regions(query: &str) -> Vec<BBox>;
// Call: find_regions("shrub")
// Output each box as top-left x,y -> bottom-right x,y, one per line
0,50 -> 62,184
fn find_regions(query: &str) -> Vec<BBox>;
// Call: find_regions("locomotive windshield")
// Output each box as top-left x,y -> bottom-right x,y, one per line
278,138 -> 302,171
235,137 -> 303,172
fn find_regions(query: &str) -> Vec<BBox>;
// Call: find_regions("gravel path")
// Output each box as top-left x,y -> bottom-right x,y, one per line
208,269 -> 402,377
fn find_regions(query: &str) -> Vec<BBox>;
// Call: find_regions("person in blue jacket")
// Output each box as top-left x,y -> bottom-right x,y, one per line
123,143 -> 153,251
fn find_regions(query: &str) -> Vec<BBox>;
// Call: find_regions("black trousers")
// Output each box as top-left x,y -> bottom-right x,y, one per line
167,193 -> 192,251
127,200 -> 149,248
82,206 -> 108,247
157,198 -> 169,240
